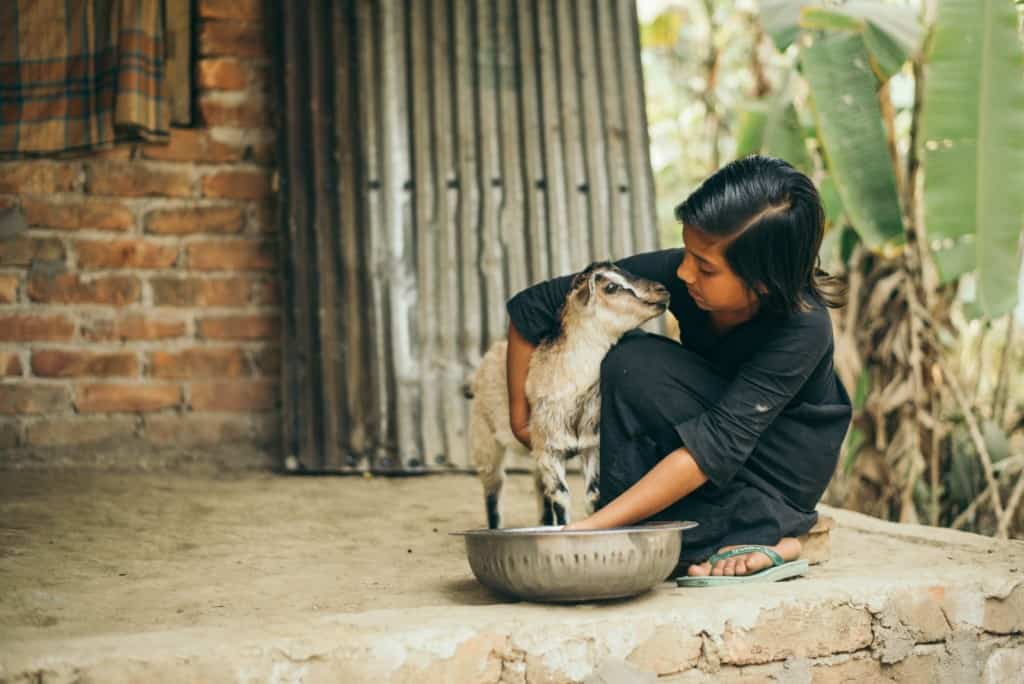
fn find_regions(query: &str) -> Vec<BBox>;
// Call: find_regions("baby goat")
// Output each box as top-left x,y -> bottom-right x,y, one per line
467,261 -> 670,528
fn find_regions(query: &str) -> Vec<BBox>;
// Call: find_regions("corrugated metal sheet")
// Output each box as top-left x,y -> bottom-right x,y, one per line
273,0 -> 660,473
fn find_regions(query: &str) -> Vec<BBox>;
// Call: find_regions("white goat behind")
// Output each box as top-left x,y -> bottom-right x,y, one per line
467,261 -> 670,528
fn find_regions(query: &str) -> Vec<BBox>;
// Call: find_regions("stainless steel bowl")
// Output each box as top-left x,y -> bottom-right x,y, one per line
450,520 -> 698,602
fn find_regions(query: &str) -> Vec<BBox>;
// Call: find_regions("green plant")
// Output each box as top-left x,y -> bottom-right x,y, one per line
640,0 -> 1024,537
741,0 -> 1024,536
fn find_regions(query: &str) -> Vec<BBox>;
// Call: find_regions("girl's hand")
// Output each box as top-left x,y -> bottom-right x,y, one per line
563,517 -> 602,531
512,425 -> 532,450
507,321 -> 536,451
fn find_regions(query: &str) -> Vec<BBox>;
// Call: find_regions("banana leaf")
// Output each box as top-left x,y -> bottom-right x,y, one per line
840,224 -> 861,264
734,100 -> 812,174
818,223 -> 841,269
762,0 -> 922,79
735,108 -> 768,158
819,175 -> 845,229
801,33 -> 905,251
763,102 -> 813,174
862,21 -> 911,80
760,0 -> 811,52
817,178 -> 847,268
799,2 -> 922,80
920,0 -> 1024,317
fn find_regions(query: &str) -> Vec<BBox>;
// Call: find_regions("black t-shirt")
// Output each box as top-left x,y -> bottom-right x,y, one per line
506,247 -> 853,505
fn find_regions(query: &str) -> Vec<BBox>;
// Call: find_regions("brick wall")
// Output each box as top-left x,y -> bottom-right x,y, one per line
0,1 -> 282,468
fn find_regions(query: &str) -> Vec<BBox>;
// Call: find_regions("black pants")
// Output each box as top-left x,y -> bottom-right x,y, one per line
596,330 -> 819,565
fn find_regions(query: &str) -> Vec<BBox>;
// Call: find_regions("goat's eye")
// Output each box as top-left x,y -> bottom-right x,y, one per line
604,283 -> 620,294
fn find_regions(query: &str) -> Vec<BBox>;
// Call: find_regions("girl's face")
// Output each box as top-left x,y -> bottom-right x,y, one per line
675,224 -> 762,318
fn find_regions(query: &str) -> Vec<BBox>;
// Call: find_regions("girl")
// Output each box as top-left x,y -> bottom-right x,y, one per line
504,155 -> 853,582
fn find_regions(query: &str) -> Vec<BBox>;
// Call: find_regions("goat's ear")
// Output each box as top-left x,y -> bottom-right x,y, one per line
573,272 -> 598,306
574,280 -> 591,306
571,263 -> 602,306
585,271 -> 599,304
571,264 -> 597,290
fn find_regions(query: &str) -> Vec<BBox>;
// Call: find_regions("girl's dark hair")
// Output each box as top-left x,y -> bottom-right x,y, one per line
673,154 -> 847,317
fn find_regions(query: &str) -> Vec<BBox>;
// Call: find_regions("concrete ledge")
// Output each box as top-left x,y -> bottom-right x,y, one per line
3,563 -> 1023,683
1,471 -> 1022,683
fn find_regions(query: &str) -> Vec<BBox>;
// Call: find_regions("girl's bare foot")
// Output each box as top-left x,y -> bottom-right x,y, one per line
685,537 -> 802,577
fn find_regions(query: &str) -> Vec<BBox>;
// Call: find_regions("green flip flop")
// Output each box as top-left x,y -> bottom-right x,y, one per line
675,544 -> 809,587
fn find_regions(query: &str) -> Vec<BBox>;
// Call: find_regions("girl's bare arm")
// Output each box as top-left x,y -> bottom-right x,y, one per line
564,446 -> 709,530
506,320 -> 535,449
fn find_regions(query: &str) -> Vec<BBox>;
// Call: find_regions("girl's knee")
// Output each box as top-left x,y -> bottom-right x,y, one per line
601,340 -> 699,415
601,335 -> 726,409
600,331 -> 652,379
600,334 -> 683,402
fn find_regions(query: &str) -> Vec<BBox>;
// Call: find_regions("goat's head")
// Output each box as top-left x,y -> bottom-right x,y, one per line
562,261 -> 670,337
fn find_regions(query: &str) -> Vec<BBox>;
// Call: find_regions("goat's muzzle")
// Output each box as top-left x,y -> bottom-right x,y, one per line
645,284 -> 670,308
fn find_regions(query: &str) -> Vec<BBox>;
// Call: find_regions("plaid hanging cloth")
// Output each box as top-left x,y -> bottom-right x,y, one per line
0,0 -> 169,156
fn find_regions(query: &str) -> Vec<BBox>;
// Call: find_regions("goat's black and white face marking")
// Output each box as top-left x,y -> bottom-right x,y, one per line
596,269 -> 663,305
568,262 -> 670,333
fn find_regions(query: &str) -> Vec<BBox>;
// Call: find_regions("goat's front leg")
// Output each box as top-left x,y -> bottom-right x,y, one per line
534,449 -> 571,526
580,446 -> 600,515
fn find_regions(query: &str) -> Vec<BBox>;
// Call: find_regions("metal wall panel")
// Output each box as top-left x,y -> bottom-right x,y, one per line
273,0 -> 659,473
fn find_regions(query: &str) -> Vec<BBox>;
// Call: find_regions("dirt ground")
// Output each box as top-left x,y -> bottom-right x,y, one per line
0,468 -> 592,643
4,467 -> 1024,683
3,466 -> 1023,650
